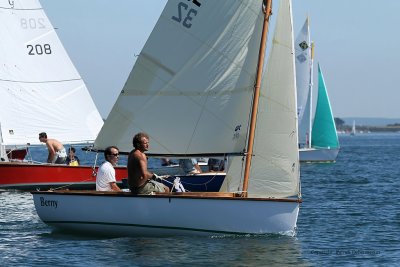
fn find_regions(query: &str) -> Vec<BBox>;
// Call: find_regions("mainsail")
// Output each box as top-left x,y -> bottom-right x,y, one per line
95,0 -> 299,198
95,0 -> 264,155
224,0 -> 299,198
0,0 -> 103,146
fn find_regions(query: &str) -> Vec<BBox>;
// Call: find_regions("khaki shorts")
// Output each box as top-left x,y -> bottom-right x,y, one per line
133,180 -> 166,194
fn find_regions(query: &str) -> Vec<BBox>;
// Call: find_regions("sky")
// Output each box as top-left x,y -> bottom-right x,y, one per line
40,0 -> 400,119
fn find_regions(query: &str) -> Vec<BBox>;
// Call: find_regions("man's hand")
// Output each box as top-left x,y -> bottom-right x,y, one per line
153,174 -> 170,181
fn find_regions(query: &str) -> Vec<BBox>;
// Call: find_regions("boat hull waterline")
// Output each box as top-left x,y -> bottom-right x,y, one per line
32,191 -> 300,236
299,147 -> 339,162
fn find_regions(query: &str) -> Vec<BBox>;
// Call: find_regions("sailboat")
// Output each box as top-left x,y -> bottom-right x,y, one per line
295,19 -> 339,162
32,0 -> 301,236
299,64 -> 340,162
0,0 -> 128,190
350,120 -> 356,135
295,18 -> 313,151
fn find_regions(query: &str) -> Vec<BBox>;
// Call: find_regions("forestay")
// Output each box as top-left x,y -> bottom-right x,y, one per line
95,0 -> 264,155
223,0 -> 300,198
0,0 -> 103,146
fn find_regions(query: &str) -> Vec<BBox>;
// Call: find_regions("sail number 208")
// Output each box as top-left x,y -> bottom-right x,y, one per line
27,44 -> 52,55
171,0 -> 202,29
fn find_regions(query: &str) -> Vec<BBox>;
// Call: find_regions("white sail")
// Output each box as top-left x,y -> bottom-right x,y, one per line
300,87 -> 311,147
295,18 -> 312,146
351,120 -> 356,135
249,0 -> 299,198
224,0 -> 299,198
95,0 -> 264,155
0,0 -> 103,146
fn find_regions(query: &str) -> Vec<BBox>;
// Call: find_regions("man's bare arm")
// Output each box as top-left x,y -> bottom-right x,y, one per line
46,141 -> 56,163
195,163 -> 202,173
138,154 -> 153,180
110,182 -> 121,191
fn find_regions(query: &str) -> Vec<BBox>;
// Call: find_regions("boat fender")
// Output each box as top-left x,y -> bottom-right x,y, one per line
173,177 -> 186,192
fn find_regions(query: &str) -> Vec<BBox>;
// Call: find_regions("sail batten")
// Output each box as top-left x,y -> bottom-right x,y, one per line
0,78 -> 83,83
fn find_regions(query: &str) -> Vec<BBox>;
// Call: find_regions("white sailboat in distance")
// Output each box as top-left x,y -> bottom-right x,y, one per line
295,18 -> 340,162
351,120 -> 356,135
32,0 -> 301,237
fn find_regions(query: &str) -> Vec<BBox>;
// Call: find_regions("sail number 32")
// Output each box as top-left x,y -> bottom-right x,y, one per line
171,0 -> 201,29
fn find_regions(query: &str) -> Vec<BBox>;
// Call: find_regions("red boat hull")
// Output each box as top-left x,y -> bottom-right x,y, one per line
0,162 -> 127,190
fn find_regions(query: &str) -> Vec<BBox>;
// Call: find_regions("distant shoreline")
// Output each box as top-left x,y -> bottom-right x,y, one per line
338,125 -> 400,133
341,117 -> 400,127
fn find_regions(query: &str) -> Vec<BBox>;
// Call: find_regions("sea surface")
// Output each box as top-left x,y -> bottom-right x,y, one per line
1,134 -> 399,266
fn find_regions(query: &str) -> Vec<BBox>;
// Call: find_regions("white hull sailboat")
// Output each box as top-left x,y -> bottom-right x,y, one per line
33,0 -> 301,236
299,64 -> 340,162
299,147 -> 339,162
295,18 -> 339,162
35,191 -> 299,236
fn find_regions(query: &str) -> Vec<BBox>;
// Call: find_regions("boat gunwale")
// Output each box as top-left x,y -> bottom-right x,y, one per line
31,190 -> 302,203
0,161 -> 126,169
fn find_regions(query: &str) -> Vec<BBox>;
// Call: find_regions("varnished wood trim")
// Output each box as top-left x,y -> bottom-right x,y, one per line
31,190 -> 302,202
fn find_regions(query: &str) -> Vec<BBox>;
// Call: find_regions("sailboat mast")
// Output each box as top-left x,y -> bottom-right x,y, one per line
308,41 -> 315,148
242,0 -> 273,197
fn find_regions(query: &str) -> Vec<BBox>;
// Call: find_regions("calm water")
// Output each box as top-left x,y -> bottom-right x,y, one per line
1,134 -> 399,266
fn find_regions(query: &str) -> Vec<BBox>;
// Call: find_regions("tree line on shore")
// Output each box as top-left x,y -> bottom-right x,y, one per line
334,118 -> 400,133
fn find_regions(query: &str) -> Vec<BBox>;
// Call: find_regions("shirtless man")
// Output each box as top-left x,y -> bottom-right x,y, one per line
38,132 -> 67,164
127,132 -> 169,194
